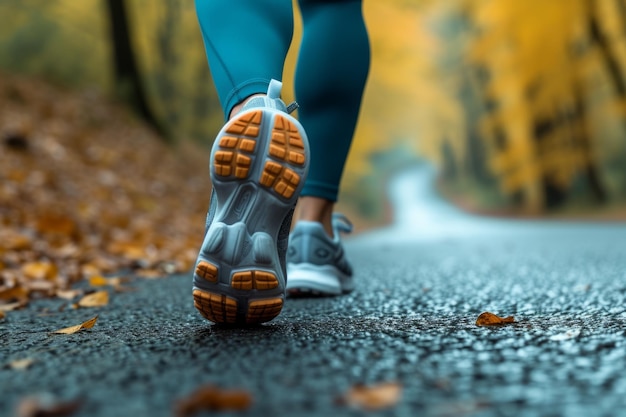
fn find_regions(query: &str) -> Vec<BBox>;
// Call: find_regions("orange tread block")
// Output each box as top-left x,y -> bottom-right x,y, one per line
269,115 -> 306,167
260,162 -> 301,199
225,110 -> 263,136
239,139 -> 256,152
214,145 -> 255,180
195,261 -> 218,283
219,136 -> 238,148
193,290 -> 238,323
231,271 -> 279,291
247,298 -> 283,324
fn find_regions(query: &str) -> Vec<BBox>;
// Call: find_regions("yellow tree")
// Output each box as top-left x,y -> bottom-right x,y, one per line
432,0 -> 626,212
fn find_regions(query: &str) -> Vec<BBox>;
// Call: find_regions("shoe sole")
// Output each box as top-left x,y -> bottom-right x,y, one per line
286,263 -> 353,296
193,108 -> 309,325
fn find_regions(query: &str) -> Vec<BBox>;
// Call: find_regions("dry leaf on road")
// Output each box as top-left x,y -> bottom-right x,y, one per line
175,385 -> 252,416
77,291 -> 109,308
0,301 -> 25,312
88,276 -> 109,287
476,312 -> 515,326
16,395 -> 81,417
56,289 -> 83,300
51,315 -> 98,335
21,261 -> 58,281
0,286 -> 28,302
338,382 -> 402,411
9,358 -> 35,370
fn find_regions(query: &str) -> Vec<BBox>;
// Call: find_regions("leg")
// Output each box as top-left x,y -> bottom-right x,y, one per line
195,0 -> 294,119
287,0 -> 370,295
294,0 -> 370,235
193,0 -> 309,324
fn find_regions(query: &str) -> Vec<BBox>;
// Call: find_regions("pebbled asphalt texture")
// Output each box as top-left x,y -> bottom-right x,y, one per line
3,168 -> 626,417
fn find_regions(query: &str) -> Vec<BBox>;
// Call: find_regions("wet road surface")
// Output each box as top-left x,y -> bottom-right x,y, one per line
3,164 -> 626,417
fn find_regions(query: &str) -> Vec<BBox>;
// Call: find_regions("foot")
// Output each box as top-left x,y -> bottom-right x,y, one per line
286,213 -> 354,296
193,80 -> 309,325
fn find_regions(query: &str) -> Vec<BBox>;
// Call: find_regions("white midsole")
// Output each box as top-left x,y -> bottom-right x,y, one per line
286,262 -> 352,294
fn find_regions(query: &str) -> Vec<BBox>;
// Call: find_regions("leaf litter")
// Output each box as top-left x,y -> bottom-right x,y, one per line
0,74 -> 210,310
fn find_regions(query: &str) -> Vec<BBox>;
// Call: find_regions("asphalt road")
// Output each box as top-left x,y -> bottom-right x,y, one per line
3,165 -> 626,417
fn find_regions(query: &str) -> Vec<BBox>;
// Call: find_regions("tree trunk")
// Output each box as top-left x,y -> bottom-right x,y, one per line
588,0 -> 626,97
588,0 -> 626,196
573,86 -> 608,203
106,0 -> 165,137
615,0 -> 626,37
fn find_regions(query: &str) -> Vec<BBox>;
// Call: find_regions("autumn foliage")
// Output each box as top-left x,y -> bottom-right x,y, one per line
417,0 -> 626,212
0,74 -> 209,309
1,1 -> 625,220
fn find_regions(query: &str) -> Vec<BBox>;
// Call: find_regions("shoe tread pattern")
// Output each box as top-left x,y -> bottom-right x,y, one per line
260,115 -> 306,200
195,108 -> 308,325
213,110 -> 262,179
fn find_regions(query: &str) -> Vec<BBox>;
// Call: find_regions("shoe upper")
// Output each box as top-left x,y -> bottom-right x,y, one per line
242,79 -> 298,114
287,213 -> 353,277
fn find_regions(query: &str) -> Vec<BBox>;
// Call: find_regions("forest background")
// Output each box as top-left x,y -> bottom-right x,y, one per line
3,0 -> 626,218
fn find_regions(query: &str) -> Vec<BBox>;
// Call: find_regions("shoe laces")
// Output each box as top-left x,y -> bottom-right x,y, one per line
331,213 -> 353,238
270,79 -> 299,114
244,79 -> 299,114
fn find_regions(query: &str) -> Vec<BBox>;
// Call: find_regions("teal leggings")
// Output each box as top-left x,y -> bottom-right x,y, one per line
195,0 -> 370,202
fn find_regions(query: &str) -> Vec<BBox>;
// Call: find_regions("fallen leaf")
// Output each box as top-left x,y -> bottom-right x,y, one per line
77,291 -> 109,308
476,312 -> 515,326
36,213 -> 77,236
0,286 -> 28,301
108,242 -> 146,260
338,382 -> 402,411
52,315 -> 98,335
175,385 -> 252,416
81,263 -> 101,278
9,358 -> 35,370
89,275 -> 123,288
0,231 -> 32,251
88,275 -> 109,287
56,289 -> 83,300
0,301 -> 26,312
108,277 -> 124,287
137,269 -> 163,279
25,280 -> 56,294
0,310 -> 4,320
22,261 -> 58,281
16,395 -> 81,417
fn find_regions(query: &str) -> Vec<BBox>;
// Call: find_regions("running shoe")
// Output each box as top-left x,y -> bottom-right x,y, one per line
193,79 -> 309,325
286,213 -> 354,296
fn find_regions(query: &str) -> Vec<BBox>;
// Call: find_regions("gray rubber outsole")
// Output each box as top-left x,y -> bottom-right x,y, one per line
192,107 -> 309,325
